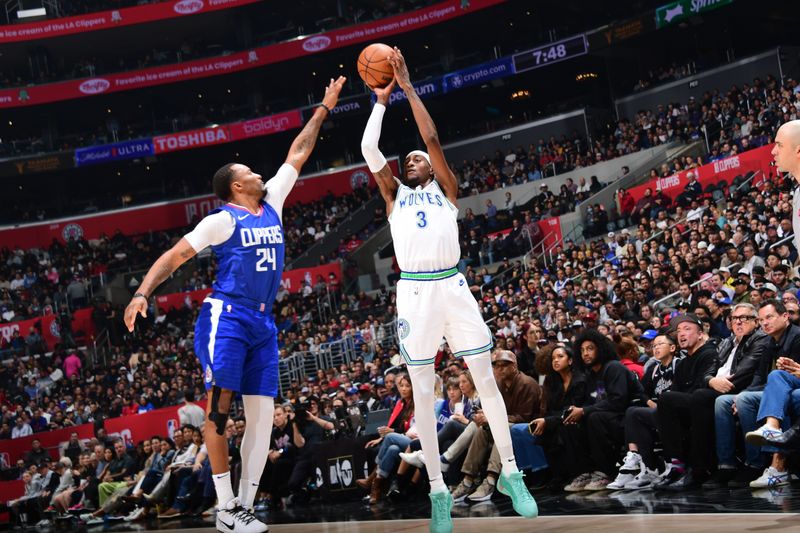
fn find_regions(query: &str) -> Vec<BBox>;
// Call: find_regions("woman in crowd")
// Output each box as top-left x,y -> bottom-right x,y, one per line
511,345 -> 589,488
357,373 -> 416,504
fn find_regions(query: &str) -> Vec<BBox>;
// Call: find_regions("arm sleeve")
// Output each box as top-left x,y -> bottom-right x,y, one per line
361,103 -> 388,172
264,163 -> 299,221
183,211 -> 236,252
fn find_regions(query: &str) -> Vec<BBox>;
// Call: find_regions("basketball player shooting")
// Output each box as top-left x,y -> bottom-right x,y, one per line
124,76 -> 346,533
360,48 -> 537,533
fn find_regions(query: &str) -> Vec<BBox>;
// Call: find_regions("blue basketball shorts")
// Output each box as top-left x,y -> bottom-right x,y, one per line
194,295 -> 279,397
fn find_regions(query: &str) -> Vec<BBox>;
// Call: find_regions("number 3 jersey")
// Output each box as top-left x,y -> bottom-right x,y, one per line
389,180 -> 460,272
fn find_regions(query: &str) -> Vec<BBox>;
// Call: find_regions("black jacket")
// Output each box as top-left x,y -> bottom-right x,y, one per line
583,360 -> 644,416
703,330 -> 771,392
517,344 -> 539,382
748,324 -> 800,391
541,370 -> 589,430
672,341 -> 718,393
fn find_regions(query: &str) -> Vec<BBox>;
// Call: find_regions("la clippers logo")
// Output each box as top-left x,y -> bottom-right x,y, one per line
302,36 -> 331,52
350,170 -> 370,189
174,0 -> 204,14
79,79 -> 110,94
62,223 -> 84,241
49,320 -> 61,339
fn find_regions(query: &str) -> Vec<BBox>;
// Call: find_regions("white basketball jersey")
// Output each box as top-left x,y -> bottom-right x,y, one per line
389,180 -> 460,271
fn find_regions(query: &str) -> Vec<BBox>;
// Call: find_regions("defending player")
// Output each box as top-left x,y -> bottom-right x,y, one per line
360,48 -> 537,533
124,76 -> 346,533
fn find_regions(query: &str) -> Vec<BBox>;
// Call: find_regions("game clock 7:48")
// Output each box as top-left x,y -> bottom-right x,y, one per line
512,34 -> 588,73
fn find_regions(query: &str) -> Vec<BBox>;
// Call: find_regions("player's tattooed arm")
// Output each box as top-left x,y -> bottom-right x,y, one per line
285,76 -> 346,173
135,238 -> 197,298
388,47 -> 458,205
124,237 -> 197,332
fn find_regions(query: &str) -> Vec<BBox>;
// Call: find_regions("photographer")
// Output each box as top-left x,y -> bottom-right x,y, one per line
287,396 -> 334,504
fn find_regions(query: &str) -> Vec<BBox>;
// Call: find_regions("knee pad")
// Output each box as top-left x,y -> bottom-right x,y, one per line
208,386 -> 229,436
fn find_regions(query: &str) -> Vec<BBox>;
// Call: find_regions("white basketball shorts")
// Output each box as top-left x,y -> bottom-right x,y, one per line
395,267 -> 493,366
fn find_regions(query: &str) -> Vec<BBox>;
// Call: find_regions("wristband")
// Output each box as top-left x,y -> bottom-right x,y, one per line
132,292 -> 148,300
319,103 -> 332,115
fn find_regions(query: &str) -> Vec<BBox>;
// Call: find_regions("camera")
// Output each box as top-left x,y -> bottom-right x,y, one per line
294,402 -> 311,426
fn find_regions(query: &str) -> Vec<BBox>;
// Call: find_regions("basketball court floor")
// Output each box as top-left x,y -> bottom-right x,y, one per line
59,485 -> 800,532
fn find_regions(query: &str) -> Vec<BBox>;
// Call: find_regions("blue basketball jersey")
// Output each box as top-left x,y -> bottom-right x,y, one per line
209,201 -> 285,308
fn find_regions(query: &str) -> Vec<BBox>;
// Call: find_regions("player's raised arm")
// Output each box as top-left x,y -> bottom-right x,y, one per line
388,47 -> 458,206
284,76 -> 346,174
361,79 -> 399,213
123,237 -> 197,332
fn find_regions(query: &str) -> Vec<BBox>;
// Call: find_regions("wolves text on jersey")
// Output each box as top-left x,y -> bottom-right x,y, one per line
240,225 -> 283,247
397,191 -> 444,209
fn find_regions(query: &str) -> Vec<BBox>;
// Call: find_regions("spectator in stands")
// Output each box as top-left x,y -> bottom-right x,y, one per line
451,350 -> 540,504
12,415 -> 33,439
256,404 -> 306,511
358,373 -> 415,505
93,439 -> 137,511
177,390 -> 205,428
63,432 -> 85,466
562,330 -> 642,491
512,344 -> 588,489
24,438 -> 50,467
730,300 -> 800,488
63,351 -> 82,380
7,470 -> 44,526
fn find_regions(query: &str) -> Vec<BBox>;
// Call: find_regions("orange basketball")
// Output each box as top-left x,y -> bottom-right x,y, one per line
357,43 -> 394,89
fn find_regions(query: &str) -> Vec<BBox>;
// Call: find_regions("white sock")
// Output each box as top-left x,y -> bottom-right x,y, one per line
239,395 -> 275,509
464,352 -> 519,476
407,365 -> 445,490
213,471 -> 235,509
238,479 -> 259,510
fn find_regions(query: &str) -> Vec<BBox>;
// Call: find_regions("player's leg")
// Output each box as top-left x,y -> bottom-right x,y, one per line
205,385 -> 236,505
195,298 -> 267,533
446,274 -> 536,518
396,279 -> 452,533
238,395 -> 274,510
407,364 -> 446,491
238,312 -> 280,511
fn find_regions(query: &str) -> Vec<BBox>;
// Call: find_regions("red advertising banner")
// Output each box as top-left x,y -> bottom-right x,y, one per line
538,216 -> 563,250
153,125 -> 232,154
228,110 -> 304,141
0,480 -> 24,507
156,288 -> 212,313
0,307 -> 95,350
0,0 -> 261,44
104,400 -> 206,448
484,216 -> 562,252
155,261 -> 343,312
627,144 -> 776,204
0,161 -> 389,250
0,0 -> 504,109
0,423 -> 95,465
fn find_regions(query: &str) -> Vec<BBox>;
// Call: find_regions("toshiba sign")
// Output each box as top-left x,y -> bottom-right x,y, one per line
153,126 -> 230,154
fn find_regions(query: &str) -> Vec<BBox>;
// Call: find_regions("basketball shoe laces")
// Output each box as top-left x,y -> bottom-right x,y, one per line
506,473 -> 533,503
432,495 -> 449,517
231,506 -> 259,525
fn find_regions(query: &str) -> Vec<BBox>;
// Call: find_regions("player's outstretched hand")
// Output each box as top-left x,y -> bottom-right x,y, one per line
388,47 -> 412,91
124,297 -> 147,332
321,76 -> 347,112
373,77 -> 397,106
